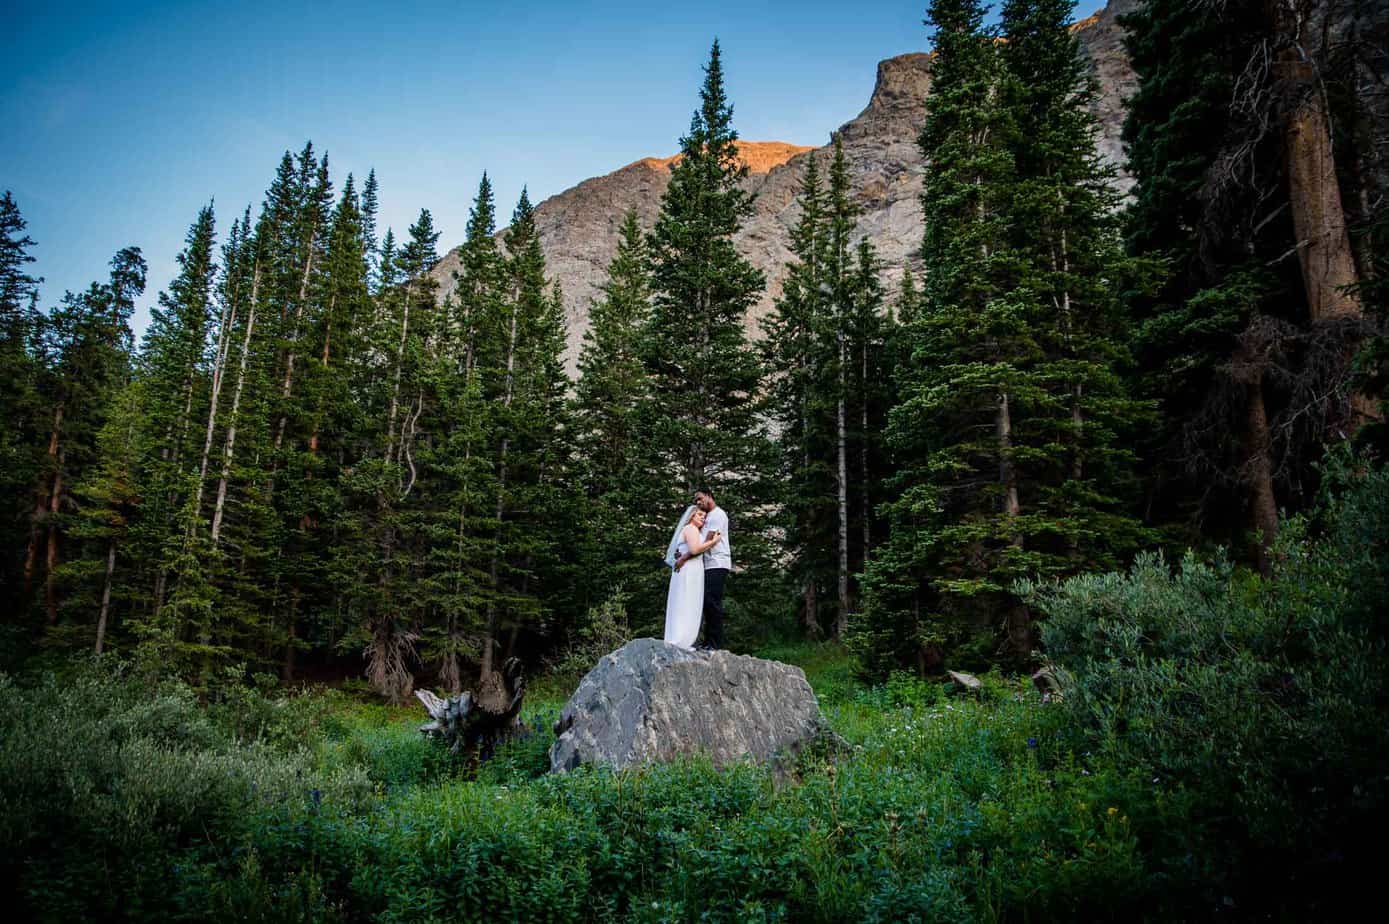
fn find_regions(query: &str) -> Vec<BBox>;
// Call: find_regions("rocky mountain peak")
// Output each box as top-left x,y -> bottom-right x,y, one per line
429,0 -> 1139,372
626,140 -> 816,176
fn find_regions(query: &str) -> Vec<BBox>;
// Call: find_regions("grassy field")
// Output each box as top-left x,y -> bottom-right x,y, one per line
0,642 -> 1173,922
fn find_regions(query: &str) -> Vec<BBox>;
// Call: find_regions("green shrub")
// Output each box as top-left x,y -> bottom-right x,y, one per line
1022,454 -> 1389,915
0,663 -> 372,920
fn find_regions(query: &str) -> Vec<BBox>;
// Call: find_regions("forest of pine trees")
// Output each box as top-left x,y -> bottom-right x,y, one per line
2,0 -> 1385,694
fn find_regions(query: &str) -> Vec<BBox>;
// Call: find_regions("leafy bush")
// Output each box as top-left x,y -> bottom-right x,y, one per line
1022,453 -> 1389,915
542,592 -> 633,692
0,662 -> 373,920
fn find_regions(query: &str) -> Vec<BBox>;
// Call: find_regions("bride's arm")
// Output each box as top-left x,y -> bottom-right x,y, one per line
683,524 -> 720,555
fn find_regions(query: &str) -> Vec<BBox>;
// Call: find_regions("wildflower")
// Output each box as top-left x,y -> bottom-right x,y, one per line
1026,737 -> 1037,749
1107,806 -> 1118,816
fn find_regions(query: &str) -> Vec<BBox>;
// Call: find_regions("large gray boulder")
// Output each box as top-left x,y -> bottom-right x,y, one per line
549,638 -> 835,773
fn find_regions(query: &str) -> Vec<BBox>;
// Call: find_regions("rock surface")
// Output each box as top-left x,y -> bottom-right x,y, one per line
549,638 -> 832,773
429,1 -> 1139,374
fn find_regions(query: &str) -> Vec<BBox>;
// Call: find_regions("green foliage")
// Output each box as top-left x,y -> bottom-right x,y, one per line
638,40 -> 782,613
547,590 -> 633,685
571,210 -> 661,612
859,0 -> 1150,674
762,138 -> 894,639
7,612 -> 1387,920
1023,452 -> 1389,913
0,662 -> 372,919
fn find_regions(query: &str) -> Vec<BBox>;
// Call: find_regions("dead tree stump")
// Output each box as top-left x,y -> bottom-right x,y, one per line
416,657 -> 527,757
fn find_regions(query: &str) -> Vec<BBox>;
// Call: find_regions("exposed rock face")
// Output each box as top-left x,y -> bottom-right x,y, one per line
430,0 -> 1140,372
549,638 -> 832,773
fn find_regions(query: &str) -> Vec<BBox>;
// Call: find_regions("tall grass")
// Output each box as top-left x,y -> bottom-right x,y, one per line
0,652 -> 1161,922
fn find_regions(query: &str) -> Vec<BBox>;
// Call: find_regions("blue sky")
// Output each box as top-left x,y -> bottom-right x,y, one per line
3,0 -> 1107,331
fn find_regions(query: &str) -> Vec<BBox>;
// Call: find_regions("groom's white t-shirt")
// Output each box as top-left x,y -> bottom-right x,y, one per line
702,506 -> 732,571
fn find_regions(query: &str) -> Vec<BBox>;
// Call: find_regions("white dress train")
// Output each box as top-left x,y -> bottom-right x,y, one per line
663,537 -> 704,649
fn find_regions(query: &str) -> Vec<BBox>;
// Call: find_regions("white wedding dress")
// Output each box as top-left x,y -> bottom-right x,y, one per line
663,531 -> 704,649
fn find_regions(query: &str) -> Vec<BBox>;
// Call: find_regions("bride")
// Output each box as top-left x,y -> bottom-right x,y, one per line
662,506 -> 721,649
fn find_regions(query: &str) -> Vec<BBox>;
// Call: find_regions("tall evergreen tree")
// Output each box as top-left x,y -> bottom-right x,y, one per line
477,188 -> 570,683
572,209 -> 658,611
28,249 -> 145,628
997,0 -> 1151,568
0,192 -> 45,606
848,236 -> 892,584
1119,0 -> 1363,572
644,40 -> 768,492
761,153 -> 835,637
416,174 -> 504,696
858,0 -> 1016,673
858,0 -> 1147,674
138,205 -> 218,617
360,168 -> 381,288
640,41 -> 780,632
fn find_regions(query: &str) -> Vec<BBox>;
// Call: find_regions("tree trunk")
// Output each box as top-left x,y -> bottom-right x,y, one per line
860,327 -> 872,559
212,264 -> 261,545
191,294 -> 238,531
273,241 -> 317,452
996,391 -> 1021,521
44,452 -> 63,626
835,323 -> 850,639
281,586 -> 299,683
94,541 -> 116,654
24,402 -> 63,598
1243,368 -> 1279,577
802,580 -> 820,640
1272,1 -> 1362,323
386,279 -> 415,463
996,389 -> 1028,658
482,296 -> 520,681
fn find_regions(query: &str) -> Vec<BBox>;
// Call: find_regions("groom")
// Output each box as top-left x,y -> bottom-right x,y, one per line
676,487 -> 731,651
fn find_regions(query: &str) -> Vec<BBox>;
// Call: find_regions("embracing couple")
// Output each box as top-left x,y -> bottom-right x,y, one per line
662,488 -> 731,651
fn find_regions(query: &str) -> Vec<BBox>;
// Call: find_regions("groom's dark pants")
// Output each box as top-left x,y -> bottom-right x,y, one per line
702,568 -> 729,649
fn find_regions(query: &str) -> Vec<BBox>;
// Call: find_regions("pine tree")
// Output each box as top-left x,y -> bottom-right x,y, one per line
857,0 -> 1015,674
859,0 -> 1148,674
478,188 -> 570,682
61,381 -> 147,654
28,249 -> 145,629
824,135 -> 859,637
414,174 -> 503,696
640,41 -> 779,630
350,207 -> 439,699
1119,0 -> 1361,573
572,209 -> 658,611
761,153 -> 835,637
139,205 -> 218,618
849,237 -> 892,582
998,0 -> 1151,565
360,168 -> 381,288
644,40 -> 768,491
0,192 -> 45,606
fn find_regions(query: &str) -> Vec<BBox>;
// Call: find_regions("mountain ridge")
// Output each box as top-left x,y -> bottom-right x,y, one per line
428,0 -> 1138,371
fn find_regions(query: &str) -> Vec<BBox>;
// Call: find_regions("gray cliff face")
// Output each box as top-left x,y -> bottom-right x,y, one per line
429,0 -> 1139,372
549,638 -> 831,773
